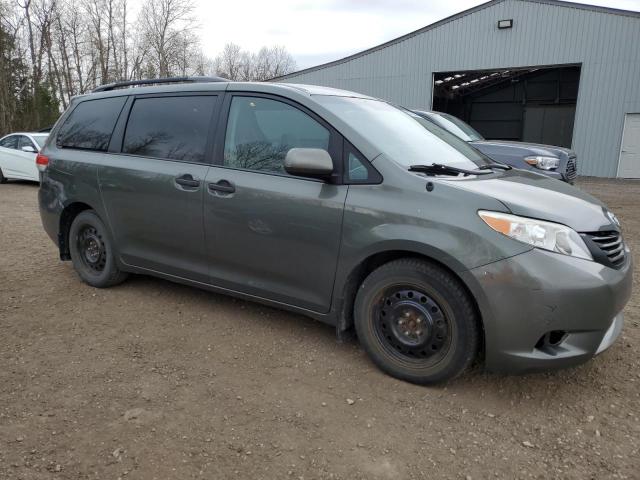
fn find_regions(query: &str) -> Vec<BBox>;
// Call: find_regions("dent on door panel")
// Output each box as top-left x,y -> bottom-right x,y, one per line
204,168 -> 348,313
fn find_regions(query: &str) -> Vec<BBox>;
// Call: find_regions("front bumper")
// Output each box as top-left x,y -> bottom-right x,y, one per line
461,247 -> 633,374
595,311 -> 624,355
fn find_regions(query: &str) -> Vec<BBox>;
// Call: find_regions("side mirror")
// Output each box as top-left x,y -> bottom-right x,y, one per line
21,145 -> 37,153
284,148 -> 333,179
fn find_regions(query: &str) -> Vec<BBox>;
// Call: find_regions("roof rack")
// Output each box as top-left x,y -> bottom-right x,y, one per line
92,76 -> 229,93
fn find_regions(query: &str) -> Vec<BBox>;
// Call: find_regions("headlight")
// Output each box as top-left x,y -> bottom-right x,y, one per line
478,211 -> 593,260
524,156 -> 559,170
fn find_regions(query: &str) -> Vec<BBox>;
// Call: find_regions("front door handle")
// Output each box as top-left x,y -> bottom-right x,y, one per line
208,179 -> 236,194
175,174 -> 200,188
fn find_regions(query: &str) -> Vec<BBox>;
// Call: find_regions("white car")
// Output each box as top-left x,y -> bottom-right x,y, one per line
0,132 -> 49,183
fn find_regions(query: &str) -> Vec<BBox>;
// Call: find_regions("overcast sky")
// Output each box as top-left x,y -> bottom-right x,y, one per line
192,0 -> 640,69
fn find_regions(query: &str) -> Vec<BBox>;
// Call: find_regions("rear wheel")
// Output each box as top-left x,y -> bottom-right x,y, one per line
0,168 -> 6,184
354,259 -> 479,384
69,210 -> 128,288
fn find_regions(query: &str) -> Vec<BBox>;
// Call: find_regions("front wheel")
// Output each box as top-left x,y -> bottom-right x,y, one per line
0,168 -> 7,184
69,210 -> 128,288
354,259 -> 479,384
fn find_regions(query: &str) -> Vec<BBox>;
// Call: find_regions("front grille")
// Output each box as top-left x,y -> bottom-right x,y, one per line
584,231 -> 625,268
565,155 -> 577,181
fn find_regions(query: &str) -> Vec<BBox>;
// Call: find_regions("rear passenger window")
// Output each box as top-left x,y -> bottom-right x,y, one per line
123,96 -> 216,163
57,97 -> 126,151
18,136 -> 36,151
224,96 -> 330,174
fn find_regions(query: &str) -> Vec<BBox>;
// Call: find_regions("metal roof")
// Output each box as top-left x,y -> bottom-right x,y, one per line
273,0 -> 640,81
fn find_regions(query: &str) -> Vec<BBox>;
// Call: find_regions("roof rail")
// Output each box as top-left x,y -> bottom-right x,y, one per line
92,76 -> 229,93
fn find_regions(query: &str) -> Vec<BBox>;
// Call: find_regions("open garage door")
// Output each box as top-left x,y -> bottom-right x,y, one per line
432,65 -> 580,148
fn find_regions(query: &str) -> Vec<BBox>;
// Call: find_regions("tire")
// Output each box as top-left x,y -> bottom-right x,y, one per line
354,258 -> 479,385
0,168 -> 7,184
69,210 -> 128,288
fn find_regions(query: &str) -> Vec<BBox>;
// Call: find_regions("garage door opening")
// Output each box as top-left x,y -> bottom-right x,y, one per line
432,65 -> 581,148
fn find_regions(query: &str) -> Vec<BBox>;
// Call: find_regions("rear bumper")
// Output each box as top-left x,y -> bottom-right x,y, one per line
461,247 -> 633,374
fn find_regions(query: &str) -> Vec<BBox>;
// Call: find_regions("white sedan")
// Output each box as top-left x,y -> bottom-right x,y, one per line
0,132 -> 49,183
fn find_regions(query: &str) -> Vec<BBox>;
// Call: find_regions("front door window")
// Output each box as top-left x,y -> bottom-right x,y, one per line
223,96 -> 330,175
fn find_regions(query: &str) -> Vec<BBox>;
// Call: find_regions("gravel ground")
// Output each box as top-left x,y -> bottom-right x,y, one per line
0,178 -> 639,480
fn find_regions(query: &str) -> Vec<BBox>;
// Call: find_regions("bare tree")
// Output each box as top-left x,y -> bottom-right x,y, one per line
17,0 -> 57,124
216,42 -> 243,80
0,0 -> 299,135
268,45 -> 296,79
61,1 -> 89,93
213,43 -> 296,81
139,0 -> 197,77
0,3 -> 24,133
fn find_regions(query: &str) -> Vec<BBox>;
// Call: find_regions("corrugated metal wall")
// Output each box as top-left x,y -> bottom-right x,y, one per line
277,0 -> 640,177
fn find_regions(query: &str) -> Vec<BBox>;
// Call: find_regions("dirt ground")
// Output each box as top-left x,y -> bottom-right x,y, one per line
0,178 -> 639,480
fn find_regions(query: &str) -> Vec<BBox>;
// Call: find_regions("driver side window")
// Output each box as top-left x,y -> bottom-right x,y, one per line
0,136 -> 18,149
223,96 -> 330,175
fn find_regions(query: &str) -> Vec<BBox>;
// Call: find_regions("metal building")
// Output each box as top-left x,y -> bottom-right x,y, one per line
275,0 -> 640,178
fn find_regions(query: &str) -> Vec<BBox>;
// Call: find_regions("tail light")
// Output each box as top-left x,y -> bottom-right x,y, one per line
36,153 -> 49,172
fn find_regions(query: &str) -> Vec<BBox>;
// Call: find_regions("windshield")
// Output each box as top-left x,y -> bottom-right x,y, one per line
32,134 -> 48,148
315,96 -> 490,169
430,112 -> 484,142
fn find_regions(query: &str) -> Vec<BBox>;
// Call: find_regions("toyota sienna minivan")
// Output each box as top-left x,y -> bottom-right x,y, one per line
37,77 -> 632,384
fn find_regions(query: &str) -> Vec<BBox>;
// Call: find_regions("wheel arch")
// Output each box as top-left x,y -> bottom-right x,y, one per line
58,201 -> 94,260
335,248 -> 485,356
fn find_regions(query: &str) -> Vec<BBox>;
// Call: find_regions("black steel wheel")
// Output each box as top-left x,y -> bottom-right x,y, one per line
374,287 -> 451,366
77,226 -> 107,273
69,210 -> 128,288
354,259 -> 479,384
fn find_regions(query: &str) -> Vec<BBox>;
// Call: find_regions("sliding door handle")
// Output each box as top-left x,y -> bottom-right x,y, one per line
208,179 -> 236,194
175,174 -> 200,188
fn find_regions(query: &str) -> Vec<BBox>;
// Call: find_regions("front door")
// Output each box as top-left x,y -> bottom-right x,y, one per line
204,95 -> 347,313
99,94 -> 219,282
0,135 -> 36,179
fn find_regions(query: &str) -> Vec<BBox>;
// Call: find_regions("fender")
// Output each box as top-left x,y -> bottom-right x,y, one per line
329,237 -> 477,338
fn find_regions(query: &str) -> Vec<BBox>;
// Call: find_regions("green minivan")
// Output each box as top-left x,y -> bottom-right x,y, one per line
38,78 -> 632,384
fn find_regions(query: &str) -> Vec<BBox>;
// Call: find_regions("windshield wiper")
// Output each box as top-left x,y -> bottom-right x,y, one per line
478,163 -> 512,171
409,163 -> 492,176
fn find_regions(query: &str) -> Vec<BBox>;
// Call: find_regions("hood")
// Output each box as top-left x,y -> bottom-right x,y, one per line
443,169 -> 615,232
470,139 -> 574,159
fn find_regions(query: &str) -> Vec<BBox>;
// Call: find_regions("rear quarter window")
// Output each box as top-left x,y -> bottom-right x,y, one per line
56,97 -> 127,151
